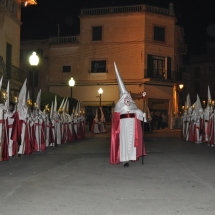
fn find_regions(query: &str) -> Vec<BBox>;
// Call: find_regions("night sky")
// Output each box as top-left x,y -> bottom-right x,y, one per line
20,0 -> 215,55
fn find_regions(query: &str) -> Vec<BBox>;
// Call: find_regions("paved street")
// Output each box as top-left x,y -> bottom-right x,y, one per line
1,128 -> 215,215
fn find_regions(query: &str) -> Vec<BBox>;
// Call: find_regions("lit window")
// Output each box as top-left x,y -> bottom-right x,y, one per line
91,60 -> 106,73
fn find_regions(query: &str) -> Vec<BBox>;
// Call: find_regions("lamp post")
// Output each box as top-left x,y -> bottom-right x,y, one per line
98,88 -> 103,107
29,52 -> 39,108
177,83 -> 184,113
68,77 -> 75,97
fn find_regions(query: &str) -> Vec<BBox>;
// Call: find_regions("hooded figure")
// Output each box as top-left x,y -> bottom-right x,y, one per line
92,108 -> 100,134
4,81 -> 17,158
204,86 -> 212,143
100,107 -> 106,133
53,95 -> 61,145
1,80 -> 10,160
11,79 -> 28,156
185,94 -> 192,141
33,89 -> 46,151
194,94 -> 203,144
110,62 -> 146,167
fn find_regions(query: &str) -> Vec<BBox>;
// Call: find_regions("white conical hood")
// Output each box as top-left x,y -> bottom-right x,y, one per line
196,94 -> 202,109
0,76 -> 3,91
18,79 -> 27,107
62,97 -> 68,111
186,94 -> 191,109
66,100 -> 69,113
27,91 -> 30,100
114,62 -> 128,97
50,101 -> 53,118
5,80 -> 9,109
78,101 -> 81,114
75,101 -> 79,115
114,62 -> 138,112
54,95 -> 57,112
35,89 -> 41,109
59,97 -> 65,109
100,106 -> 105,121
207,85 -> 212,107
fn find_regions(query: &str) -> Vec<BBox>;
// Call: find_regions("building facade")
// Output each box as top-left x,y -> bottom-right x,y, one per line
182,53 -> 215,107
20,3 -> 185,128
0,0 -> 36,97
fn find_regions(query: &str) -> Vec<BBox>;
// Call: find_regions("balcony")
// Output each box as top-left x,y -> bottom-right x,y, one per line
5,64 -> 25,83
144,69 -> 176,80
48,36 -> 80,44
81,4 -> 174,16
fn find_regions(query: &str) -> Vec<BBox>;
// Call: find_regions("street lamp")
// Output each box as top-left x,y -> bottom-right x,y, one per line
68,77 -> 75,97
177,83 -> 184,113
29,52 -> 39,107
178,83 -> 184,90
98,88 -> 103,107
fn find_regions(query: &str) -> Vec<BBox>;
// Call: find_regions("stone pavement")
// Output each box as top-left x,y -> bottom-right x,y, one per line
1,129 -> 215,215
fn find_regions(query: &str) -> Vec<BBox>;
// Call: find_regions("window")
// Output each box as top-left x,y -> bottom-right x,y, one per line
152,57 -> 165,78
154,26 -> 165,42
91,60 -> 106,73
147,55 -> 171,79
92,26 -> 102,41
62,66 -> 71,73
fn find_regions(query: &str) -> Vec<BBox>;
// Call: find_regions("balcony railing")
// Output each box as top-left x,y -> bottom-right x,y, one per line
81,4 -> 174,16
48,36 -> 80,44
144,69 -> 176,80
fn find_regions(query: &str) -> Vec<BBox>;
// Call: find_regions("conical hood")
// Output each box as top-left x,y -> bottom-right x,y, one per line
35,89 -> 41,109
186,94 -> 191,109
54,95 -> 57,112
0,76 -> 3,91
196,94 -> 202,109
5,80 -> 9,109
27,91 -> 30,100
75,101 -> 79,115
95,108 -> 98,119
100,106 -> 105,121
114,62 -> 138,112
66,100 -> 69,113
114,62 -> 128,97
78,101 -> 81,115
50,101 -> 53,118
59,97 -> 65,109
62,97 -> 68,111
207,85 -> 212,107
18,79 -> 27,107
100,106 -> 104,117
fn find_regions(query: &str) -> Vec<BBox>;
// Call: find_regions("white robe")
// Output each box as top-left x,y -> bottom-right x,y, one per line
119,109 -> 144,162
